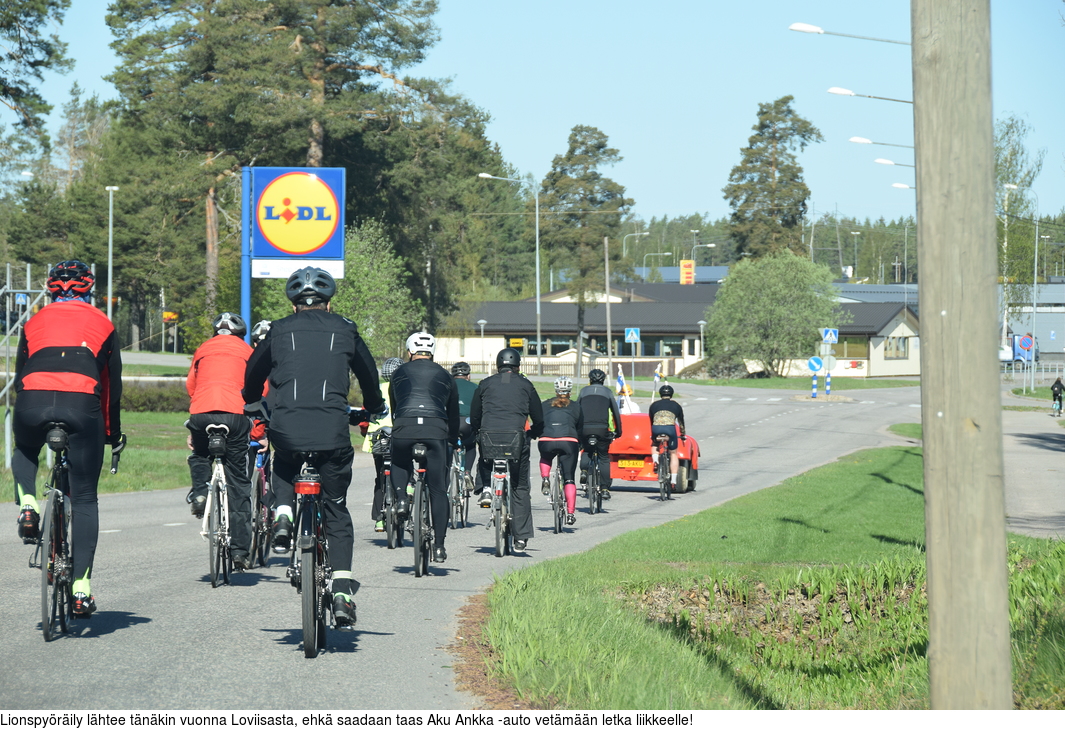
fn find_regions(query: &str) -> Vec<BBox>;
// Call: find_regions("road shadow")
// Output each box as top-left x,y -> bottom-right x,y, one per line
1008,431 -> 1065,452
264,625 -> 379,655
1008,512 -> 1065,536
60,610 -> 151,639
778,516 -> 830,534
391,563 -> 459,577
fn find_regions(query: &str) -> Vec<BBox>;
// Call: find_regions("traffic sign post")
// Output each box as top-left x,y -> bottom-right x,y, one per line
808,356 -> 823,398
625,328 -> 641,382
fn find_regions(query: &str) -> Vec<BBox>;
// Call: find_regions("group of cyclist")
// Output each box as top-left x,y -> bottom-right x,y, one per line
13,261 -> 688,632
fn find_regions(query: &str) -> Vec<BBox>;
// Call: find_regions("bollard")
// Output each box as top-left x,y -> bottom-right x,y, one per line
811,374 -> 818,398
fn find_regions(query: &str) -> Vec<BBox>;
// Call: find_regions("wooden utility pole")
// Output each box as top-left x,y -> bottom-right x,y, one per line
911,0 -> 1012,708
605,236 -> 613,374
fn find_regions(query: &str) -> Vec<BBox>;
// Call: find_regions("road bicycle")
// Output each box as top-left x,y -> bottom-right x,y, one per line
478,431 -> 523,558
370,427 -> 404,550
200,424 -> 232,587
655,433 -> 672,502
548,454 -> 565,534
585,435 -> 603,515
447,439 -> 470,529
409,443 -> 434,577
286,454 -> 333,658
31,423 -> 124,641
248,441 -> 273,568
1054,398 -> 1062,417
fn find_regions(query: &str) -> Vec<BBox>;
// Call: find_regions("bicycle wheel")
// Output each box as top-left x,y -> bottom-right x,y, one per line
413,479 -> 429,577
493,491 -> 505,558
40,490 -> 69,641
502,481 -> 512,556
254,471 -> 273,567
301,543 -> 320,658
448,465 -> 462,530
587,459 -> 599,515
551,464 -> 563,534
208,482 -> 222,587
658,452 -> 670,501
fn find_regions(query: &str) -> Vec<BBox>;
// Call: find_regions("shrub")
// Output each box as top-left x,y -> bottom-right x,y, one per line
122,383 -> 191,412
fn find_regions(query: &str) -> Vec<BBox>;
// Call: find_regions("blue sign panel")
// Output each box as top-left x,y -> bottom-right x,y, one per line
250,167 -> 345,261
821,328 -> 839,344
625,328 -> 641,343
808,356 -> 824,372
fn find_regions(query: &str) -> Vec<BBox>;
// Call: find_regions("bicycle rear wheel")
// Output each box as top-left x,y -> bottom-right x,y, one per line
658,453 -> 670,501
587,460 -> 599,515
301,544 -> 320,658
413,479 -> 429,577
448,465 -> 463,530
208,483 -> 222,587
551,464 -> 563,534
493,496 -> 505,558
384,485 -> 399,549
254,470 -> 273,567
40,490 -> 70,641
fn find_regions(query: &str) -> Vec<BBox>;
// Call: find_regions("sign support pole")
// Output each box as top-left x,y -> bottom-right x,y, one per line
241,167 -> 252,343
811,374 -> 817,398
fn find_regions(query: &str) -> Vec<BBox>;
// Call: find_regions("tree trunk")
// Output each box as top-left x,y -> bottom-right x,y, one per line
575,303 -> 586,380
307,118 -> 324,167
205,186 -> 219,316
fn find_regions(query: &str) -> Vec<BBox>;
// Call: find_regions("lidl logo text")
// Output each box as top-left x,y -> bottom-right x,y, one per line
255,172 -> 340,255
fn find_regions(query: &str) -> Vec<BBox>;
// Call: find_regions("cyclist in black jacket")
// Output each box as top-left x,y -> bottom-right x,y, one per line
244,267 -> 385,627
576,368 -> 622,499
649,385 -> 686,492
388,332 -> 459,563
469,348 -> 544,552
538,376 -> 583,525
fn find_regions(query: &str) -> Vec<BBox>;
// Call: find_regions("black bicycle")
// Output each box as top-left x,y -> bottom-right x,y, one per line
409,443 -> 433,577
478,431 -> 523,558
286,454 -> 333,658
655,434 -> 672,502
249,442 -> 273,568
447,439 -> 471,529
370,427 -> 404,550
585,435 -> 604,515
32,423 -> 124,641
548,453 -> 565,534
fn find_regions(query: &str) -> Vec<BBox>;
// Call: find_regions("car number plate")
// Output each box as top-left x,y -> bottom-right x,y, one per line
618,459 -> 645,468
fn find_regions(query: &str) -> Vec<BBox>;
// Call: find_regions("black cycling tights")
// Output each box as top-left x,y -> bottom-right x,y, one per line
13,391 -> 105,586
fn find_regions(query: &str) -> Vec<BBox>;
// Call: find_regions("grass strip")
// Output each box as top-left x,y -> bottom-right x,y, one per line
666,377 -> 919,391
482,444 -> 1065,709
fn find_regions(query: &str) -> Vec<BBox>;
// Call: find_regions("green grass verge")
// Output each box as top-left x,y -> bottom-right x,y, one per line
888,423 -> 922,440
670,376 -> 918,391
122,364 -> 188,377
482,441 -> 1065,709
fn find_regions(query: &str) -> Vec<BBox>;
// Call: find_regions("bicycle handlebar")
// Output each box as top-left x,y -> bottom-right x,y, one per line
110,433 -> 128,474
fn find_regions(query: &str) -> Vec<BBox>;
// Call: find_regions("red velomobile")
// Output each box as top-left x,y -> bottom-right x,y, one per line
608,413 -> 700,493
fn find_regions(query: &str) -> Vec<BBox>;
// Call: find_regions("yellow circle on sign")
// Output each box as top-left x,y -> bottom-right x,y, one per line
256,172 -> 340,255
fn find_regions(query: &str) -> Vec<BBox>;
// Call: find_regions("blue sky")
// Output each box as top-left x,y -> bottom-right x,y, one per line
27,0 -> 1065,225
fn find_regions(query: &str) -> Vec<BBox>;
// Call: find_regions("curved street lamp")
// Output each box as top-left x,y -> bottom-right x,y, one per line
623,231 -> 649,258
875,158 -> 915,169
828,87 -> 913,105
643,252 -> 672,272
850,136 -> 914,149
478,172 -> 541,374
789,22 -> 909,45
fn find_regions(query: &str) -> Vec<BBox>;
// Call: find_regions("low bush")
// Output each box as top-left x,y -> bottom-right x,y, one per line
122,383 -> 190,412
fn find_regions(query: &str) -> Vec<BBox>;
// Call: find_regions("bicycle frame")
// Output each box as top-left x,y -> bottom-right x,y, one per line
410,443 -> 433,577
487,457 -> 514,557
585,435 -> 602,515
287,458 -> 332,657
33,424 -> 74,640
655,435 -> 671,501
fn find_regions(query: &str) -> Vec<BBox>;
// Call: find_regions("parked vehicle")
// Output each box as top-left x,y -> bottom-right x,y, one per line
608,413 -> 700,493
999,334 -> 1039,363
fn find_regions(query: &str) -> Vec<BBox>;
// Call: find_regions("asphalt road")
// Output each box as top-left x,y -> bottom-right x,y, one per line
1,382 -> 1055,710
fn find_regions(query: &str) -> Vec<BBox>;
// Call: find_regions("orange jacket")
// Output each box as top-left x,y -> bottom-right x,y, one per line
187,335 -> 257,415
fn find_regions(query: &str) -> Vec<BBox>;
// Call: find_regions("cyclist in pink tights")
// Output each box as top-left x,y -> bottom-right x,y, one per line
537,377 -> 583,525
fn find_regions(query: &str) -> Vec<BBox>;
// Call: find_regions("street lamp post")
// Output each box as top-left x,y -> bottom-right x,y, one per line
849,136 -> 914,149
690,243 -> 717,281
789,22 -> 909,45
697,320 -> 707,360
105,186 -> 119,320
622,231 -> 649,259
875,158 -> 915,168
850,231 -> 860,279
689,230 -> 699,255
828,87 -> 913,105
477,319 -> 487,373
479,173 -> 541,374
643,252 -> 672,277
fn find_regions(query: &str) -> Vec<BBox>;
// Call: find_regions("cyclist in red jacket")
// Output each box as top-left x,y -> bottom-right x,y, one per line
13,261 -> 124,616
186,312 -> 261,570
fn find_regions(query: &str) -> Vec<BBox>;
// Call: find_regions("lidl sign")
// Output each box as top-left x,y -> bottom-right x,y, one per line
250,167 -> 345,276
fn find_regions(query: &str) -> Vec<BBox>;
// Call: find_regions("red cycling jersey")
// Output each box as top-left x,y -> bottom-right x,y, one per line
15,299 -> 122,439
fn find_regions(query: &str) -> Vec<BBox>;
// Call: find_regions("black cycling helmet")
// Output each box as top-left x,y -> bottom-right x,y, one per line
47,260 -> 94,300
212,312 -> 247,337
659,385 -> 674,398
451,361 -> 471,376
286,266 -> 336,306
496,347 -> 521,370
588,368 -> 606,385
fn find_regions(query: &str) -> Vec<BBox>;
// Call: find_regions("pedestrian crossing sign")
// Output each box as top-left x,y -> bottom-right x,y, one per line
821,328 -> 839,344
625,328 -> 641,343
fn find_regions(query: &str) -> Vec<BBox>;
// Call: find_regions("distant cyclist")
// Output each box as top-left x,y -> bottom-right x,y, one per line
538,377 -> 583,525
388,333 -> 459,562
451,362 -> 478,491
244,267 -> 386,627
185,312 -> 256,570
1052,377 -> 1063,417
13,261 -> 125,616
469,348 -> 543,552
366,357 -> 402,533
648,385 -> 686,493
576,368 -> 622,500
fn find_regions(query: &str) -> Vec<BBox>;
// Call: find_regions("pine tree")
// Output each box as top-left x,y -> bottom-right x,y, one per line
723,96 -> 822,257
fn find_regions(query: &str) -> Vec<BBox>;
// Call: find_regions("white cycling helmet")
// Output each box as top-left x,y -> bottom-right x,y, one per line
554,376 -> 573,395
250,319 -> 271,343
406,331 -> 436,357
